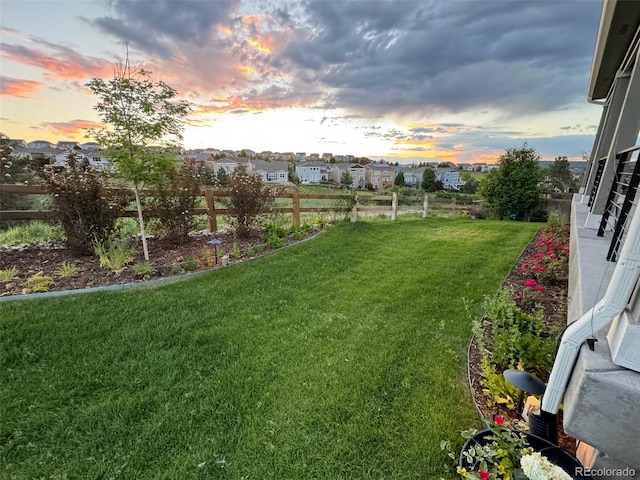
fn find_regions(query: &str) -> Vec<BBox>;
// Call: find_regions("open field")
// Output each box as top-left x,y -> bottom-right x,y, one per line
1,218 -> 540,479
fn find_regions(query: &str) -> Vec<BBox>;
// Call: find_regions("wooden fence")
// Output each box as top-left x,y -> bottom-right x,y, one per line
0,184 -> 471,230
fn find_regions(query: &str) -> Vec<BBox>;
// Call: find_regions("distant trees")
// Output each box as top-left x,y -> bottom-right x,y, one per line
421,167 -> 436,192
394,171 -> 405,186
478,144 -> 543,220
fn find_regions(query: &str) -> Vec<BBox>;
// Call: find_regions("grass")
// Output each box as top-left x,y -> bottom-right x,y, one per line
0,218 -> 539,479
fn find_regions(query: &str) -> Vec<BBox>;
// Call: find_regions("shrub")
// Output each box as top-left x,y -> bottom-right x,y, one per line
170,256 -> 199,275
480,288 -> 558,375
231,241 -> 241,260
132,261 -> 157,279
144,163 -> 203,244
0,221 -> 65,247
55,262 -> 81,278
0,267 -> 19,283
224,170 -> 278,238
478,144 -> 543,220
36,152 -> 131,254
94,238 -> 135,273
23,271 -> 54,293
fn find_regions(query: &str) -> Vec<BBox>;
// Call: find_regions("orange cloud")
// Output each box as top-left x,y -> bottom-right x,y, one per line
41,119 -> 104,137
1,42 -> 113,81
0,76 -> 43,98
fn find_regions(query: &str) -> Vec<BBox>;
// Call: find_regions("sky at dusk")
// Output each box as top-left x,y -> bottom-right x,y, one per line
0,0 -> 604,164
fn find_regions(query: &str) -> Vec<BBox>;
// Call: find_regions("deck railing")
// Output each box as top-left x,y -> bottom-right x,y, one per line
597,146 -> 640,261
588,157 -> 607,208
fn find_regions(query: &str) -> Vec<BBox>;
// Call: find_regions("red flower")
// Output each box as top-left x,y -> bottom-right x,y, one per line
479,469 -> 491,480
532,266 -> 545,272
524,278 -> 537,287
493,415 -> 504,425
536,285 -> 545,292
514,294 -> 522,301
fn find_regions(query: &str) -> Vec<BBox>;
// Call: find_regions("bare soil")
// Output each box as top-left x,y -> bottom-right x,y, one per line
0,230 -> 304,297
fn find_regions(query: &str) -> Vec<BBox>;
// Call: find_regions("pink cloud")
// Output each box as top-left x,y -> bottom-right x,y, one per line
41,119 -> 104,136
0,76 -> 43,98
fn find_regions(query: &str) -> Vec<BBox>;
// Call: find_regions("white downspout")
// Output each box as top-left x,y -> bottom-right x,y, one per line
541,206 -> 640,414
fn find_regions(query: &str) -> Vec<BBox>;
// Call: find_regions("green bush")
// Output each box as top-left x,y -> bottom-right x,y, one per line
94,238 -> 135,273
144,163 -> 203,244
0,221 -> 64,246
132,261 -> 157,279
37,152 -> 131,255
224,170 -> 277,238
479,288 -> 558,375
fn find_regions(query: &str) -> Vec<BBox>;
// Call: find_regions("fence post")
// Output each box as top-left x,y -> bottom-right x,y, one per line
391,192 -> 398,221
450,197 -> 457,217
423,194 -> 429,218
292,187 -> 301,227
350,193 -> 358,222
204,186 -> 217,232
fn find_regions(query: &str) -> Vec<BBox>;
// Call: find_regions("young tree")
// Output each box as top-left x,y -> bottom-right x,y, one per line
216,167 -> 229,186
421,167 -> 436,192
478,144 -> 543,220
394,171 -> 405,186
85,58 -> 190,260
546,155 -> 575,193
341,171 -> 353,188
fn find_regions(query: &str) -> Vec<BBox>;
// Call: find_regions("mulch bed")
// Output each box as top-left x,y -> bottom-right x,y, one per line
0,230 -> 313,298
467,227 -> 576,455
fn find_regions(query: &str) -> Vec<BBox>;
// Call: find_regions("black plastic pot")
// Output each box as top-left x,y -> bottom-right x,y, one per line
459,429 -> 589,479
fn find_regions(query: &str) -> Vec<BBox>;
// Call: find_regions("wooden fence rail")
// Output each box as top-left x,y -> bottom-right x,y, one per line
1,184 -> 467,230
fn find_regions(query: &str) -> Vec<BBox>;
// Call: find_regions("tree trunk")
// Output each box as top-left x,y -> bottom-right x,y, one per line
134,185 -> 150,261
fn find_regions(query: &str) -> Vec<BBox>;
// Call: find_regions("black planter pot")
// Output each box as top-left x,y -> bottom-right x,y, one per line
459,429 -> 589,479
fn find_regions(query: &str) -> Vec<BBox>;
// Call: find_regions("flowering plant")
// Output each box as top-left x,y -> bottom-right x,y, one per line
450,416 -> 533,480
520,452 -> 572,480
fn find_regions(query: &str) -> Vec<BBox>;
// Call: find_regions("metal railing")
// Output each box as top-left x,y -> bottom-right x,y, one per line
588,157 -> 607,207
597,146 -> 640,261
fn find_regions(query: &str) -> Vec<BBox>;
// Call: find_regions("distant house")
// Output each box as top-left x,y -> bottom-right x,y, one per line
396,166 -> 424,188
250,160 -> 289,184
27,140 -> 53,149
8,139 -> 27,148
186,152 -> 216,170
280,152 -> 295,161
296,162 -> 330,184
322,153 -> 333,162
213,156 -> 250,175
436,168 -> 464,191
458,163 -> 474,172
472,162 -> 489,173
295,152 -> 306,162
308,153 -> 320,160
366,163 -> 396,190
81,142 -> 100,150
56,141 -> 79,150
332,163 -> 367,189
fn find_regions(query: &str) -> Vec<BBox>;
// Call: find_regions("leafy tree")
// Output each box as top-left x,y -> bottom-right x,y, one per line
85,58 -> 190,260
341,171 -> 353,188
216,167 -> 229,186
478,144 -> 543,220
421,167 -> 436,192
462,176 -> 479,194
394,171 -> 405,186
545,155 -> 575,193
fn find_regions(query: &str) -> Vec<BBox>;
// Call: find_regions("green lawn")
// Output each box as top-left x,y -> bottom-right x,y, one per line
0,218 -> 539,479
